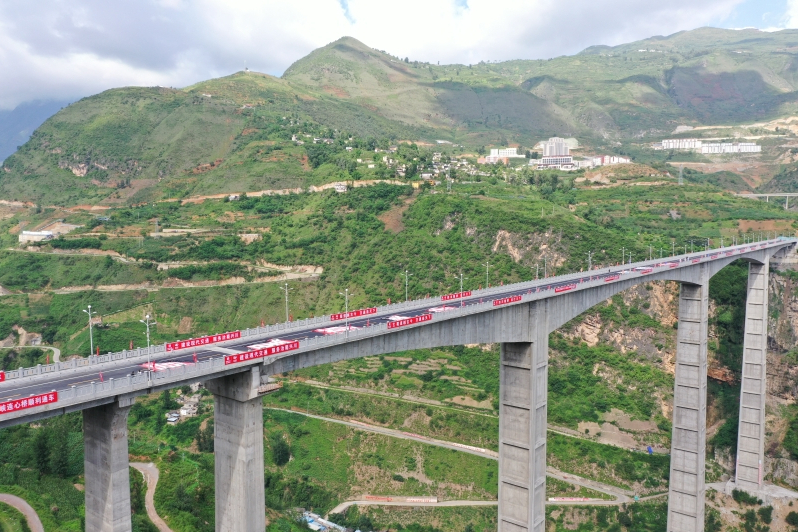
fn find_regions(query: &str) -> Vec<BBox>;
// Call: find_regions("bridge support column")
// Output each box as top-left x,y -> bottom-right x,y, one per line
498,316 -> 548,532
84,400 -> 134,532
667,279 -> 709,532
206,367 -> 265,532
735,257 -> 770,491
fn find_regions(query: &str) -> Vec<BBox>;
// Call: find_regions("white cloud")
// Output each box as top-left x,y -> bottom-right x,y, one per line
0,0 -> 750,109
784,0 -> 798,27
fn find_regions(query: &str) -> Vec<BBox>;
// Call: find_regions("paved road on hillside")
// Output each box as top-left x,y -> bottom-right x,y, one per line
265,407 -> 666,505
328,499 -> 499,516
0,493 -> 44,532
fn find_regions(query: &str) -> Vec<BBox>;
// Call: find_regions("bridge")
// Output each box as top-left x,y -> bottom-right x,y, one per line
0,238 -> 794,532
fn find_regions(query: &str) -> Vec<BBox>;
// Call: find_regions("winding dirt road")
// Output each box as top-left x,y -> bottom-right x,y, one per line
0,494 -> 44,532
131,462 -> 173,532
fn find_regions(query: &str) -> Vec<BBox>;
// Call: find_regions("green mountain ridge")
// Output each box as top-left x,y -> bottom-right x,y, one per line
4,28 -> 798,205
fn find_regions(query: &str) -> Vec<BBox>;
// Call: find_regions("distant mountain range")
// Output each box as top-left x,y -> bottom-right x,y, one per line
0,100 -> 72,163
4,27 -> 798,205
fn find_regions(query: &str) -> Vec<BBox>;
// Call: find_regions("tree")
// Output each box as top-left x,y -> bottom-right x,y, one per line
34,429 -> 50,474
270,433 -> 290,466
787,511 -> 798,526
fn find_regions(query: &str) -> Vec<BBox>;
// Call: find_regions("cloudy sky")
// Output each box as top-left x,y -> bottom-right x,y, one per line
0,0 -> 796,110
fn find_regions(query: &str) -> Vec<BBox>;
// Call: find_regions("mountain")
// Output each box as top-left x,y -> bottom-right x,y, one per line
5,28 -> 798,205
0,100 -> 72,163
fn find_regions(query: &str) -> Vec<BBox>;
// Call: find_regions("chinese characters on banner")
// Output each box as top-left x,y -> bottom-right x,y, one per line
331,308 -> 377,321
224,341 -> 300,365
387,314 -> 432,329
0,392 -> 58,415
441,291 -> 472,301
493,295 -> 522,306
166,331 -> 242,352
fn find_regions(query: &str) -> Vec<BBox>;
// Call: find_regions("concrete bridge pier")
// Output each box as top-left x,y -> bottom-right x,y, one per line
83,398 -> 135,532
667,276 -> 709,532
735,257 -> 770,491
498,303 -> 548,532
206,366 -> 265,532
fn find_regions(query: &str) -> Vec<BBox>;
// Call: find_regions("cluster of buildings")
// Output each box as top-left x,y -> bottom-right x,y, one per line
532,137 -> 630,171
653,138 -> 762,154
166,389 -> 202,425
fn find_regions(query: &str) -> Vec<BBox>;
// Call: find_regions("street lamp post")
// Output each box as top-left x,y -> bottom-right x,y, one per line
455,272 -> 468,306
279,282 -> 293,322
139,314 -> 156,377
586,251 -> 593,271
401,270 -> 413,302
339,289 -> 350,337
483,261 -> 490,287
82,305 -> 97,357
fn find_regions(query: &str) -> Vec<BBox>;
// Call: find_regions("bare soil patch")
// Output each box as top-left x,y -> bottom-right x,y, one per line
378,193 -> 417,233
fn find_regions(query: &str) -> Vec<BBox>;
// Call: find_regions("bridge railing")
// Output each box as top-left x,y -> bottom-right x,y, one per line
3,239 -> 794,385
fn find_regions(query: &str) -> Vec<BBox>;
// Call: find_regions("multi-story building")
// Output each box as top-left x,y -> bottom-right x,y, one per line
543,137 -> 569,157
489,148 -> 525,158
700,143 -> 762,154
536,155 -> 575,170
661,138 -> 703,150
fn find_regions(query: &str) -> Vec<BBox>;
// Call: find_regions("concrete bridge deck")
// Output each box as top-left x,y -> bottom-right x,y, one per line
0,237 -> 793,532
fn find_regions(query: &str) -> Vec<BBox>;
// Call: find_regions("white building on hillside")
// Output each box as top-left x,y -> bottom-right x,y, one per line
489,148 -> 525,158
543,137 -> 570,157
661,138 -> 703,150
701,142 -> 761,154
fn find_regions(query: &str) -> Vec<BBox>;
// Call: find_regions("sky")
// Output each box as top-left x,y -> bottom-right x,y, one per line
1,0 -> 798,110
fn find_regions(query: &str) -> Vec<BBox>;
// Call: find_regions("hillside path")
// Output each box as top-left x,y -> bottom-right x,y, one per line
0,493 -> 44,532
328,499 -> 498,516
131,462 -> 173,532
265,407 -> 652,505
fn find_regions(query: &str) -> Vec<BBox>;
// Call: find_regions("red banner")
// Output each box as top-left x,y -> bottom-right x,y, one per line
604,275 -> 620,282
555,284 -> 577,293
0,391 -> 57,415
493,295 -> 522,306
441,291 -> 472,301
331,307 -> 377,321
692,258 -> 701,263
388,314 -> 432,329
0,372 -> 4,383
167,331 -> 241,352
224,341 -> 299,365
725,251 -> 734,256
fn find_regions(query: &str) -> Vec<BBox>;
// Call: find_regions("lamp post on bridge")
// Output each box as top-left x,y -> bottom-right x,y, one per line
82,305 -> 97,357
586,251 -> 593,271
455,272 -> 468,307
279,282 -> 293,322
139,314 -> 156,379
339,289 -> 350,338
400,269 -> 413,302
483,261 -> 491,287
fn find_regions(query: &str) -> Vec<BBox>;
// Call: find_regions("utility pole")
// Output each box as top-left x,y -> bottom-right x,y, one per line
139,314 -> 156,378
455,272 -> 468,307
279,282 -> 293,322
83,305 -> 97,357
339,289 -> 350,337
483,261 -> 490,287
401,270 -> 413,302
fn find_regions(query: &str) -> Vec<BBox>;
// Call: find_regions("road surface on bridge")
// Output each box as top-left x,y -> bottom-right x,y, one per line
0,239 -> 790,411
